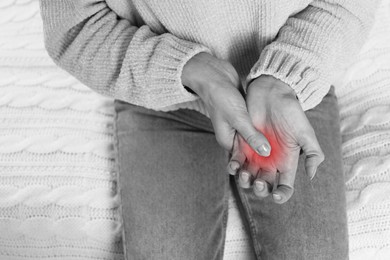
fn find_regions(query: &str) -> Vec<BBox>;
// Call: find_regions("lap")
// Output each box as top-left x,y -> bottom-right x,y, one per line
114,102 -> 229,260
114,85 -> 348,260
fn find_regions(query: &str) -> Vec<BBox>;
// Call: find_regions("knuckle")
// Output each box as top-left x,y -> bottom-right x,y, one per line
230,120 -> 243,131
244,134 -> 259,148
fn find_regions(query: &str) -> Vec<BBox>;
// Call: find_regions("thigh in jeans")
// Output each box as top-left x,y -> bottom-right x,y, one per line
114,101 -> 230,260
232,86 -> 348,260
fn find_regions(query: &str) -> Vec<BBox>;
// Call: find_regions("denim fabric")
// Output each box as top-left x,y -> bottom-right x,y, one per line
114,86 -> 348,260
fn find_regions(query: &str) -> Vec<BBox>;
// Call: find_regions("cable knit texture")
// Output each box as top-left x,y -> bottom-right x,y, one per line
1,0 -> 390,260
39,0 -> 377,112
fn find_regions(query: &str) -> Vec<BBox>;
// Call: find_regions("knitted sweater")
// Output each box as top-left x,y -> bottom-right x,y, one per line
39,0 -> 377,113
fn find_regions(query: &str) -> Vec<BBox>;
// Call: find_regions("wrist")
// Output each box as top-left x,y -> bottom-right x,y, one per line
248,75 -> 297,98
181,52 -> 214,95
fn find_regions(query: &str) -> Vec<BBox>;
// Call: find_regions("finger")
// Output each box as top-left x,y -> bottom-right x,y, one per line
273,183 -> 294,204
272,150 -> 299,204
227,133 -> 246,175
238,161 -> 258,189
238,170 -> 252,189
298,127 -> 325,180
227,158 -> 244,176
230,114 -> 271,157
253,169 -> 275,198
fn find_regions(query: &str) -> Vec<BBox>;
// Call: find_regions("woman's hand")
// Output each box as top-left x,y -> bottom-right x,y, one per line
227,75 -> 325,204
181,52 -> 271,155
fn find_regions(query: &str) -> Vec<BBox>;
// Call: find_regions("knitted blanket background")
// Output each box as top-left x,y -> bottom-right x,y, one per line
0,0 -> 389,259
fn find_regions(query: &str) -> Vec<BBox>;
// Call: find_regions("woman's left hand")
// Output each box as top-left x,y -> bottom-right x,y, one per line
227,75 -> 325,204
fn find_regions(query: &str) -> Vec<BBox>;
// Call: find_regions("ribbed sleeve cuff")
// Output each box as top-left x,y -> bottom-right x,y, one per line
245,48 -> 331,111
124,30 -> 213,110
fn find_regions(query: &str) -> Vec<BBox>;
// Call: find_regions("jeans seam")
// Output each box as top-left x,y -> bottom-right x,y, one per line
113,108 -> 128,260
234,180 -> 263,260
219,172 -> 230,260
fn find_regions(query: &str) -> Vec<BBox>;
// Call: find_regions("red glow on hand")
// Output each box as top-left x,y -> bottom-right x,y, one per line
241,128 -> 286,171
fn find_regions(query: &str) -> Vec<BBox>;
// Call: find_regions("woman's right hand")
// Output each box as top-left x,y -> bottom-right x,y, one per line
181,52 -> 270,156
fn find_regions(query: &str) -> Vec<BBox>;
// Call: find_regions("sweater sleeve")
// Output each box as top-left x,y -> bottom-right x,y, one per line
245,0 -> 379,111
39,0 -> 212,110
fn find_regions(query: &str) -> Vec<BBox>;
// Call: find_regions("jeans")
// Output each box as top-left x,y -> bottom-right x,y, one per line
114,86 -> 348,260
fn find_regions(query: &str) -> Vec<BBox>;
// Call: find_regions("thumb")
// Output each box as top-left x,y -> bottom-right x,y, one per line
232,116 -> 271,157
299,129 -> 325,180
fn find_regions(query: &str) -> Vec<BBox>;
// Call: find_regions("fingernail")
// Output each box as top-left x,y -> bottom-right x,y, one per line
240,171 -> 250,182
257,144 -> 270,156
255,181 -> 265,191
310,166 -> 318,180
273,193 -> 282,201
230,161 -> 239,171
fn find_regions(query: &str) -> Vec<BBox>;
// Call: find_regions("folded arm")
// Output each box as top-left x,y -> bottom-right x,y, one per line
246,0 -> 379,111
39,0 -> 212,109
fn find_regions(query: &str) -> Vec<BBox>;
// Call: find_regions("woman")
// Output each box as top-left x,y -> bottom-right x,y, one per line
39,0 -> 377,259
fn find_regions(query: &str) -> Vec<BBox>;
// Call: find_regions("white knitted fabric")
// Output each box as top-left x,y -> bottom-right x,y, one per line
0,0 -> 389,259
335,0 -> 390,258
0,1 -> 123,259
